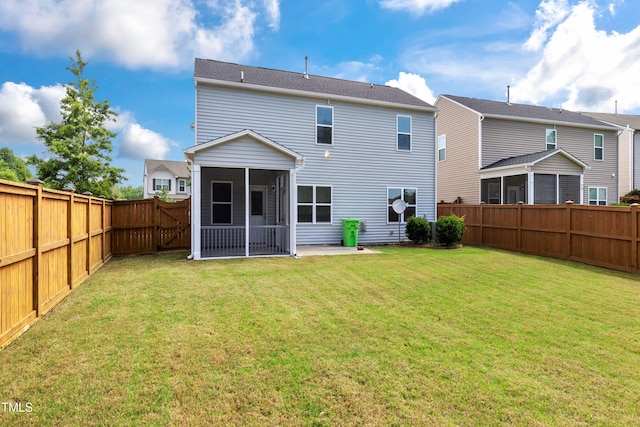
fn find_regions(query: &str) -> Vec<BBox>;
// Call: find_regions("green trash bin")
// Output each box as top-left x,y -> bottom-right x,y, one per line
341,218 -> 360,247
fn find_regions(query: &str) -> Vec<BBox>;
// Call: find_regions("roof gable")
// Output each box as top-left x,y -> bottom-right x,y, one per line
195,58 -> 437,111
144,159 -> 190,177
481,148 -> 588,171
442,95 -> 618,130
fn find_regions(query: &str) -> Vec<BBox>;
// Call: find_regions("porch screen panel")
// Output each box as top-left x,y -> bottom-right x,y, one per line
559,175 -> 580,203
534,174 -> 556,204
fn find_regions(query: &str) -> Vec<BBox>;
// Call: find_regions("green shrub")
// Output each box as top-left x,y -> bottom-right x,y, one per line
405,216 -> 431,244
436,214 -> 465,247
625,189 -> 640,197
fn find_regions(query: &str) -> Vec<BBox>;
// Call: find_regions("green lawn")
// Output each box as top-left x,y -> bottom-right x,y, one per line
1,246 -> 640,426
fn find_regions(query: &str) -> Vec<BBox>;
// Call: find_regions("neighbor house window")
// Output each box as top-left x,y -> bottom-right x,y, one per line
153,178 -> 171,191
594,134 -> 604,160
546,129 -> 557,150
397,115 -> 412,151
178,179 -> 186,193
588,187 -> 607,205
297,185 -> 332,223
387,187 -> 416,223
438,134 -> 446,161
212,181 -> 232,224
316,106 -> 333,145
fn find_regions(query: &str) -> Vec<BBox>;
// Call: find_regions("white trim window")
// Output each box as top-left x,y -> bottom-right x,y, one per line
178,179 -> 187,193
316,106 -> 333,145
438,134 -> 446,161
594,134 -> 604,161
397,115 -> 412,151
297,185 -> 332,223
387,187 -> 417,223
211,181 -> 233,224
153,178 -> 171,191
588,187 -> 607,205
546,129 -> 557,150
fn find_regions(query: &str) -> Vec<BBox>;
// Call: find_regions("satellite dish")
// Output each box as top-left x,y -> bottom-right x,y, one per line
392,199 -> 407,214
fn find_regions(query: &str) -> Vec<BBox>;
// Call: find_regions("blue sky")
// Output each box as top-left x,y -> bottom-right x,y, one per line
1,0 -> 639,187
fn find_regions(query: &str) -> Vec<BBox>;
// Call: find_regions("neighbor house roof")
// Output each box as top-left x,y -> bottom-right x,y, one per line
481,148 -> 588,171
144,159 -> 190,178
441,94 -> 618,130
194,58 -> 437,111
578,112 -> 640,130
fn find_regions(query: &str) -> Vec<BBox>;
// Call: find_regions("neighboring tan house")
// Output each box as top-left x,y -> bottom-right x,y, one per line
143,159 -> 191,200
435,95 -> 620,205
579,112 -> 640,196
184,58 -> 438,259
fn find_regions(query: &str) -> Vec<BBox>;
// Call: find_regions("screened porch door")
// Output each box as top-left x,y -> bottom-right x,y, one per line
250,186 -> 267,245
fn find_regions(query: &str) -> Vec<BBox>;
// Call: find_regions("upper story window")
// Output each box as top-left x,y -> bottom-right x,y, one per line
546,129 -> 557,150
438,134 -> 446,161
316,106 -> 333,145
154,178 -> 170,191
212,181 -> 232,224
397,115 -> 412,151
594,134 -> 604,160
387,187 -> 416,223
178,179 -> 186,193
297,185 -> 332,223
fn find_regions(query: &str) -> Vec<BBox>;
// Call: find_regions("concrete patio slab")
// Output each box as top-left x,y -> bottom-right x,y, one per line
295,245 -> 380,257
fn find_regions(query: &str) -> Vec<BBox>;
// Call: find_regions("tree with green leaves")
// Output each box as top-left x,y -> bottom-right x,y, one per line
114,185 -> 143,200
29,50 -> 125,197
0,147 -> 33,182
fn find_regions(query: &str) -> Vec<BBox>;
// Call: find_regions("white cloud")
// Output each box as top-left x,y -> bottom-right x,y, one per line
511,2 -> 640,112
118,123 -> 172,160
386,72 -> 436,105
0,0 -> 279,70
0,82 -> 65,143
318,56 -> 385,83
523,0 -> 571,51
379,0 -> 463,14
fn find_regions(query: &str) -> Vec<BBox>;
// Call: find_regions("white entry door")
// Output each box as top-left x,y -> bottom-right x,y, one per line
250,186 -> 266,243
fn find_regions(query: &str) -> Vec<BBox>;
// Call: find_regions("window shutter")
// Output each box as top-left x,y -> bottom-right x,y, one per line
169,180 -> 172,191
153,179 -> 156,190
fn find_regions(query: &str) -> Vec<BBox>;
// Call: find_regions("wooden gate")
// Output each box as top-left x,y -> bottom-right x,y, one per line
112,197 -> 190,255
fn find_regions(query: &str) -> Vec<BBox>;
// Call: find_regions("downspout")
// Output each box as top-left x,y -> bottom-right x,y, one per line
291,158 -> 305,258
186,157 -> 195,260
478,114 -> 484,203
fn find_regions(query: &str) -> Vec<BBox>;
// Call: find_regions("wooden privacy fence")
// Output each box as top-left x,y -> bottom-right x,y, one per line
1,179 -> 112,349
438,203 -> 640,274
111,197 -> 190,255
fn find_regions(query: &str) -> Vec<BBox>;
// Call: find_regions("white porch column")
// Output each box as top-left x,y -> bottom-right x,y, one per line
500,176 -> 504,204
528,171 -> 535,204
580,174 -> 585,204
556,173 -> 560,204
290,169 -> 297,256
245,167 -> 250,257
192,164 -> 201,260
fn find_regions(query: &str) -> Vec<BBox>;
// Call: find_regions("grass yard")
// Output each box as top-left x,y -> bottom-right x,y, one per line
1,246 -> 640,426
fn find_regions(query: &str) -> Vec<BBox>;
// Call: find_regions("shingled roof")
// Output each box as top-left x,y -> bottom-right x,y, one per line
195,58 -> 436,110
144,159 -> 190,178
442,94 -> 618,129
579,111 -> 640,130
481,148 -> 588,171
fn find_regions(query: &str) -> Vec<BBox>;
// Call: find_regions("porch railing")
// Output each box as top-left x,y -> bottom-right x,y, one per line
201,225 -> 289,258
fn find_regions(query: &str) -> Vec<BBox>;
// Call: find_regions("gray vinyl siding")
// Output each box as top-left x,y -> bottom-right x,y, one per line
194,136 -> 297,169
482,118 -> 618,204
434,97 -> 481,203
531,155 -> 583,175
196,84 -> 436,245
634,133 -> 640,190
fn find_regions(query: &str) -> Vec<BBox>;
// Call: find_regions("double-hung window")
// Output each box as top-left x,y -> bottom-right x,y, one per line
546,129 -> 557,150
397,115 -> 411,151
212,181 -> 232,224
438,134 -> 446,161
588,187 -> 607,205
154,178 -> 170,191
297,185 -> 332,223
178,179 -> 186,193
594,134 -> 604,160
387,188 -> 416,223
316,106 -> 333,145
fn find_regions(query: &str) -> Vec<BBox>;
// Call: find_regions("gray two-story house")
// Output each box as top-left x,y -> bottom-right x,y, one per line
185,59 -> 438,259
435,95 -> 620,205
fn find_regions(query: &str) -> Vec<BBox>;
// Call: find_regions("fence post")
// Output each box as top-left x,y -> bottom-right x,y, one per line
64,188 -> 75,290
27,179 -> 43,317
479,203 -> 484,246
632,203 -> 639,273
153,196 -> 160,251
517,201 -> 524,252
565,200 -> 574,261
83,192 -> 92,275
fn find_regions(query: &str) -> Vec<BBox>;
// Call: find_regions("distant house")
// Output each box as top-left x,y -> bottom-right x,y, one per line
143,159 -> 191,200
579,112 -> 640,196
435,95 -> 620,205
184,58 -> 438,259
